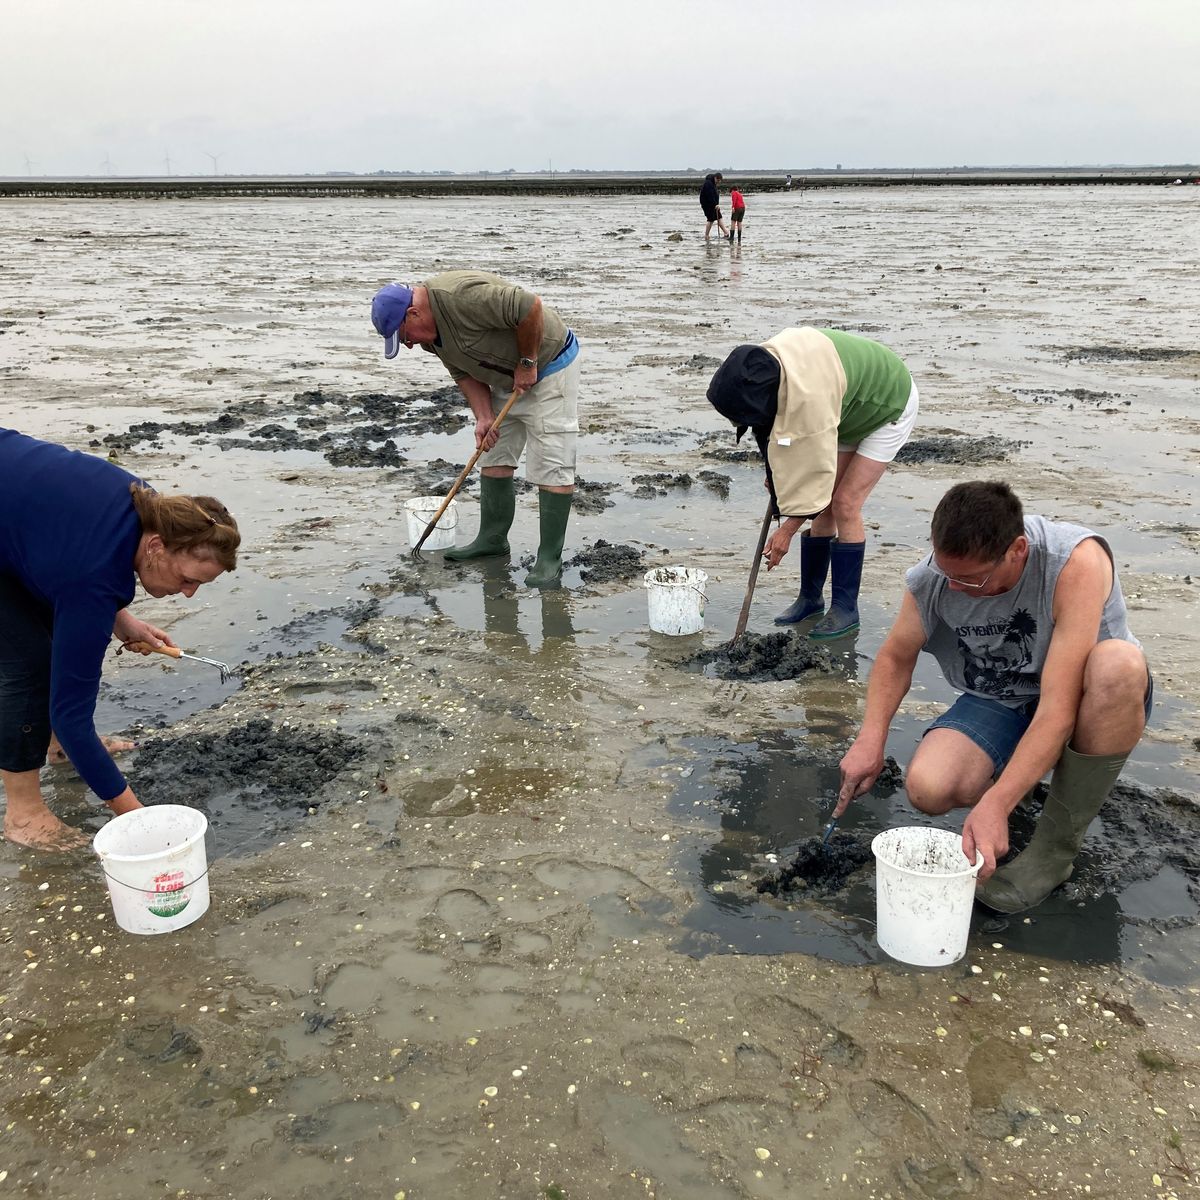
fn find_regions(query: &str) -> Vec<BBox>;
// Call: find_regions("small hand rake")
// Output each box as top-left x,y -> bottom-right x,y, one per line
411,387 -> 521,562
126,641 -> 237,684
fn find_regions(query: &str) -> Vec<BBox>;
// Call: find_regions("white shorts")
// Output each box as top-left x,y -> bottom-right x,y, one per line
478,357 -> 579,488
837,380 -> 919,463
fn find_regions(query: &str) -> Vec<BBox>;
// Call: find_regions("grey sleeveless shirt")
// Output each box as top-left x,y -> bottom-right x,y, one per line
906,516 -> 1139,709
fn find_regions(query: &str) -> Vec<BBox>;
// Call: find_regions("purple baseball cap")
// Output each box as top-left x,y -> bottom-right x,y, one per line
371,283 -> 413,359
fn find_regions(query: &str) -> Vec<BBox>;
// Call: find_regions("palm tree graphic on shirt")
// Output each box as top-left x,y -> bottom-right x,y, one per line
959,607 -> 1038,695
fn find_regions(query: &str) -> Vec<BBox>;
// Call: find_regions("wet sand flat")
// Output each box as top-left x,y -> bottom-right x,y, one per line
1,187 -> 1199,1198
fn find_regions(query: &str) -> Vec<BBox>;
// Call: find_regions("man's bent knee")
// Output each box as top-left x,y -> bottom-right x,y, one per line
905,762 -> 973,815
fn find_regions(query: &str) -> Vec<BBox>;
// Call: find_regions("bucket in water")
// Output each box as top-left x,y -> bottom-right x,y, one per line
93,805 -> 210,935
404,496 -> 459,551
871,827 -> 983,966
644,566 -> 708,636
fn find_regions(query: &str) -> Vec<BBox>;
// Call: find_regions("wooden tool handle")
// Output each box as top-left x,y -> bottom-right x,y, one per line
412,388 -> 522,554
730,497 -> 776,645
127,640 -> 182,659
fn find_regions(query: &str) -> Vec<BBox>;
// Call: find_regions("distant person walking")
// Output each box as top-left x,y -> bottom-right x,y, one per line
371,272 -> 580,588
729,187 -> 746,242
699,172 -> 729,242
785,174 -> 793,190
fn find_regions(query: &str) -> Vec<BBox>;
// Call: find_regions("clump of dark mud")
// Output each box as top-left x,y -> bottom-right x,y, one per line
757,831 -> 874,896
102,385 -> 468,469
1059,345 -> 1200,364
697,431 -> 760,464
894,435 -> 1024,466
514,477 -> 615,514
631,472 -> 692,497
135,718 -> 365,816
566,540 -> 646,584
697,469 -> 731,498
1013,386 -> 1124,408
687,630 -> 834,681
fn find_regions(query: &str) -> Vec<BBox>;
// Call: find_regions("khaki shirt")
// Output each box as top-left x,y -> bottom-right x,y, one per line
424,270 -> 569,391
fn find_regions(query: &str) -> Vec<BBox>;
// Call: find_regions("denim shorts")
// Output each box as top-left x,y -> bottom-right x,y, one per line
926,673 -> 1154,776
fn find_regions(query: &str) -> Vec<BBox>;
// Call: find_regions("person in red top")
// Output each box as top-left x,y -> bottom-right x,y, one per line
729,188 -> 746,242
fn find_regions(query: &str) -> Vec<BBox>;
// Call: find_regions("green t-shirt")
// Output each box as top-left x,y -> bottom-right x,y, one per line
424,270 -> 569,391
818,328 -> 912,443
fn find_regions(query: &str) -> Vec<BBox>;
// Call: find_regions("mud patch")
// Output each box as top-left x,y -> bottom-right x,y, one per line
630,471 -> 693,497
756,832 -> 874,896
513,476 -> 615,514
1012,386 -> 1125,408
697,430 -> 760,464
894,434 -> 1024,466
102,385 -> 469,469
1059,345 -> 1200,364
565,539 -> 646,584
134,717 -> 367,853
685,630 -> 834,682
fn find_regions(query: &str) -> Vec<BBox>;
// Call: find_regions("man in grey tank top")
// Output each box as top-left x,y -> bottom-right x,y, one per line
836,481 -> 1151,913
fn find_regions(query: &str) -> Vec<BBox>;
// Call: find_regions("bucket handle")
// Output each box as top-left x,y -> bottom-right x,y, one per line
102,865 -> 209,893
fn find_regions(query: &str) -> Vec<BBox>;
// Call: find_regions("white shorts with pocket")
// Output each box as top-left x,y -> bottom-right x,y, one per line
837,379 -> 919,463
478,357 -> 579,487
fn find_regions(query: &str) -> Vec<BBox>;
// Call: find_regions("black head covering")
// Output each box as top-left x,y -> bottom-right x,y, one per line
706,345 -> 781,441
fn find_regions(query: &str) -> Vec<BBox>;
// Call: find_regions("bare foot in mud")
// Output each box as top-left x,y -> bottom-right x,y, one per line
47,735 -> 136,767
3,809 -> 89,851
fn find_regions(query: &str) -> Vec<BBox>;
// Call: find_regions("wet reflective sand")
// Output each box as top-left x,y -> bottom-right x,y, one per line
1,187 -> 1199,1198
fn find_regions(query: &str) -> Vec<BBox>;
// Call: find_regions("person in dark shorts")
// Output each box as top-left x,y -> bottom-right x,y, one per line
699,172 -> 729,241
835,481 -> 1151,913
729,187 -> 746,242
0,428 -> 240,849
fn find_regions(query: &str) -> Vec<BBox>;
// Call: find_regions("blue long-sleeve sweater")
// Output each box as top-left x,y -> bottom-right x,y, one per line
0,429 -> 143,800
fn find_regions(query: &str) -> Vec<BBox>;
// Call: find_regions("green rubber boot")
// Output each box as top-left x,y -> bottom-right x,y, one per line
524,489 -> 573,588
977,744 -> 1129,914
443,474 -> 515,562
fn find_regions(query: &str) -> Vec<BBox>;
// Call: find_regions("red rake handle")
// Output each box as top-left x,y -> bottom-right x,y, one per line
412,387 -> 521,556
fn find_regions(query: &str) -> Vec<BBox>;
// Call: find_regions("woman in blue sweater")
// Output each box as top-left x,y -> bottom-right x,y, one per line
0,429 -> 240,849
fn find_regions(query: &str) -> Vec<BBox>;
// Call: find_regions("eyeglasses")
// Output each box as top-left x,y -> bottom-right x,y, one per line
928,552 -> 1005,590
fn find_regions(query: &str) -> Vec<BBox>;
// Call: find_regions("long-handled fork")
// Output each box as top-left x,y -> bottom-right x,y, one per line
126,641 -> 237,685
411,388 -> 521,562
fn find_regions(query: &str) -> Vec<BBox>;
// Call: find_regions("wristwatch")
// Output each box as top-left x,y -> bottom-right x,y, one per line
518,356 -> 537,369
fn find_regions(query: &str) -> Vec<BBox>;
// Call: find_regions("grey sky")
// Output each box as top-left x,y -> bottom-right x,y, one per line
2,0 -> 1197,176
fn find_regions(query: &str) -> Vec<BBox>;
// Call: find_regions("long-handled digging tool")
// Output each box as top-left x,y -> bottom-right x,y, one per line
126,641 -> 237,685
728,497 -> 776,647
411,388 -> 521,562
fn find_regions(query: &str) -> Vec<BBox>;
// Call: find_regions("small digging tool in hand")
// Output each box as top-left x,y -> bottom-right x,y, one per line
127,641 -> 237,685
411,387 -> 521,562
728,497 -> 776,647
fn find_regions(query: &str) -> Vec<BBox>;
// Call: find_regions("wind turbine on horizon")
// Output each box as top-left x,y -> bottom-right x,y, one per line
23,153 -> 35,177
100,153 -> 115,177
163,151 -> 173,176
204,151 -> 223,176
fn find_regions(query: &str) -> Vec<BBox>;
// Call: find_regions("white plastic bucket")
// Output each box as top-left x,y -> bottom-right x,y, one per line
644,566 -> 708,636
404,496 -> 459,551
871,827 -> 983,966
93,805 -> 210,935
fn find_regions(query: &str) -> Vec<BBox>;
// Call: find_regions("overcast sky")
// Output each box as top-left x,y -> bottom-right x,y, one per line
2,0 -> 1197,176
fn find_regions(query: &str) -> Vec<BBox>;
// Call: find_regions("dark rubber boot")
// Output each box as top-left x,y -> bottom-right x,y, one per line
809,539 -> 864,640
774,533 -> 832,625
524,490 -> 573,588
443,475 -> 515,562
977,745 -> 1129,913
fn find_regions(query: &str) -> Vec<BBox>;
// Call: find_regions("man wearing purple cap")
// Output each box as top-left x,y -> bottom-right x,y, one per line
372,272 -> 580,588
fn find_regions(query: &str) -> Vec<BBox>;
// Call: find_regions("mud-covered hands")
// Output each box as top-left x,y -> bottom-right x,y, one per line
836,738 -> 885,816
961,795 -> 1009,879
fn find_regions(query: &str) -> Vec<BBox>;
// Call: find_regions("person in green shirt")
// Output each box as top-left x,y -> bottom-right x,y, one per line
372,272 -> 580,588
706,327 -> 919,639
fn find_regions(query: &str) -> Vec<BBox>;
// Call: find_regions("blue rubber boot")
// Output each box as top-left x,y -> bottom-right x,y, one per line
774,533 -> 832,625
810,539 -> 864,640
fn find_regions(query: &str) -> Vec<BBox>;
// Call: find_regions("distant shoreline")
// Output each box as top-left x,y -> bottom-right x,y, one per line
2,167 -> 1198,200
